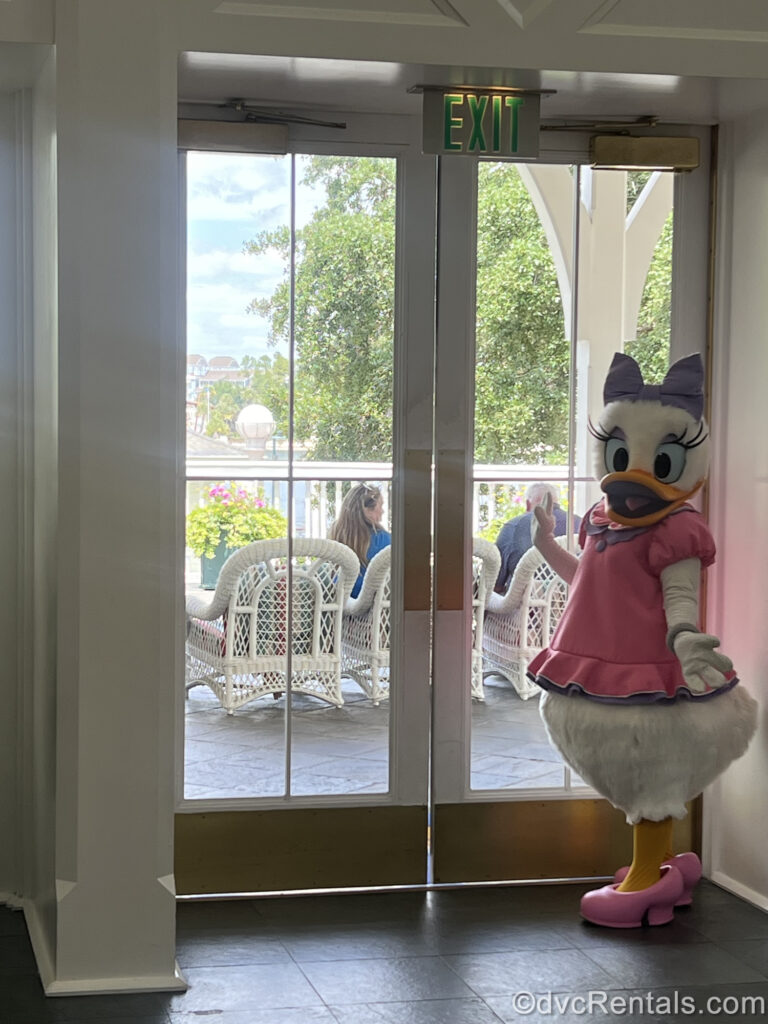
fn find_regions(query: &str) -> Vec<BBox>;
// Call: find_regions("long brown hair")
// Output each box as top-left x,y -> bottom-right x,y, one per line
329,483 -> 382,566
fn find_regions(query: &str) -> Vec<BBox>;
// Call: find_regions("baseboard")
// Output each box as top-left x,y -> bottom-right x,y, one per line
24,898 -> 187,995
23,899 -> 56,991
709,870 -> 768,913
44,964 -> 187,996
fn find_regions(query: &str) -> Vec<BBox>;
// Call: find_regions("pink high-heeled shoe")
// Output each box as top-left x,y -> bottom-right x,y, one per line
613,852 -> 702,907
580,864 -> 684,928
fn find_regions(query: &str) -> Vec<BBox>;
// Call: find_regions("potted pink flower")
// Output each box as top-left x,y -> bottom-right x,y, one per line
187,484 -> 287,589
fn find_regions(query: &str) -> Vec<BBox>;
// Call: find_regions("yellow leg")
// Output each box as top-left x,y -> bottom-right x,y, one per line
617,818 -> 675,893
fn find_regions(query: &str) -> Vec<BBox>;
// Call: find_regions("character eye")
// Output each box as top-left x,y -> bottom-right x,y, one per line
605,437 -> 629,473
653,443 -> 686,484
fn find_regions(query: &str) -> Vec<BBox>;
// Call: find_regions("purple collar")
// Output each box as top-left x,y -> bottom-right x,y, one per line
585,503 -> 694,551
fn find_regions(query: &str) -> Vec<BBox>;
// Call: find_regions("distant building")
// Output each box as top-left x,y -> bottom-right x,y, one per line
186,354 -> 208,403
186,354 -> 249,430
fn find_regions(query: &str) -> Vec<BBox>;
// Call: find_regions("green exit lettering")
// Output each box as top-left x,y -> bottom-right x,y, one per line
442,92 -> 525,155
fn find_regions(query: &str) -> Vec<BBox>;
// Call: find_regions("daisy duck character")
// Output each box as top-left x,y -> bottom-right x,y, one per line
528,352 -> 757,928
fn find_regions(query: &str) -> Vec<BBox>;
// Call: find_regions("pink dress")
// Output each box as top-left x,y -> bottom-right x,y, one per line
528,503 -> 738,704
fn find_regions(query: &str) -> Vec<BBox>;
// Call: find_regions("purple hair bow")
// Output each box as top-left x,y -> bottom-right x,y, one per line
603,352 -> 704,421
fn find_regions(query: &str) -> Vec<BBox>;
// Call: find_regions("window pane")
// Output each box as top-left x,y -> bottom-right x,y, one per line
625,172 -> 673,380
290,155 -> 395,796
474,163 -> 569,467
184,152 -> 394,801
471,163 -> 574,793
472,167 -> 675,793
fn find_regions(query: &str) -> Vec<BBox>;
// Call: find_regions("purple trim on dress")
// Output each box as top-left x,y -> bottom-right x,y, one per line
603,352 -> 704,422
584,516 -> 648,550
584,503 -> 693,552
527,671 -> 740,705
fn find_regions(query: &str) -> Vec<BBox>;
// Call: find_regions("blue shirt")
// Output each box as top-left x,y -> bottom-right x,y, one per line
351,528 -> 391,598
494,506 -> 580,594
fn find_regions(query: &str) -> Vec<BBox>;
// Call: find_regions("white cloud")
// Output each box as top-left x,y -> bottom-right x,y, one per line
186,152 -> 290,224
186,151 -> 325,226
188,280 -> 253,311
219,311 -> 257,329
187,248 -> 283,281
184,152 -> 320,363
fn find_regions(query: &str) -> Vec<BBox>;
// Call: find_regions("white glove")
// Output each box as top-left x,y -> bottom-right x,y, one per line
531,494 -> 579,585
661,558 -> 732,693
531,493 -> 555,547
672,630 -> 732,693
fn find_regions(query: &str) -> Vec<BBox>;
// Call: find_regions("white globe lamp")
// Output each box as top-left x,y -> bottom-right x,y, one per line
235,404 -> 276,454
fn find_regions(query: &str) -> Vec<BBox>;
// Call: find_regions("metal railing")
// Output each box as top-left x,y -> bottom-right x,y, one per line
186,456 -> 596,542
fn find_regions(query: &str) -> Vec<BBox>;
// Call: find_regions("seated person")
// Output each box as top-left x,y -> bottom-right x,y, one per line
494,482 -> 581,594
329,483 -> 391,599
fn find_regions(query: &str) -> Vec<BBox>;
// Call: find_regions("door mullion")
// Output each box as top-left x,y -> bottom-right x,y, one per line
432,156 -> 478,806
389,153 -> 437,808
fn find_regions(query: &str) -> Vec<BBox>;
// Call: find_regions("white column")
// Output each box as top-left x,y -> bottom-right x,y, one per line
518,163 -> 575,327
49,0 -> 183,993
577,169 -> 628,425
705,105 -> 768,910
623,171 -> 673,340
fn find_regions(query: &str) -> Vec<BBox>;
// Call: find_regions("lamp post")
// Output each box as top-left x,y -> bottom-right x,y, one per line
235,404 -> 276,455
235,404 -> 276,505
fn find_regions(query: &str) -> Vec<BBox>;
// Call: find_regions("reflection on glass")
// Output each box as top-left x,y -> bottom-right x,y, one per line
184,153 -> 394,801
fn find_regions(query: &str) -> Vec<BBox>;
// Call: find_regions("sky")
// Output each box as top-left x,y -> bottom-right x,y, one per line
186,152 -> 322,365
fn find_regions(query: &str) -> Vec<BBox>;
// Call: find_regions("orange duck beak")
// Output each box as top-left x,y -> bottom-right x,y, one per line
600,469 -> 704,528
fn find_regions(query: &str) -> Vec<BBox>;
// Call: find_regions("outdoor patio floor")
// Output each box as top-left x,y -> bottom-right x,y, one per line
183,675 -> 586,801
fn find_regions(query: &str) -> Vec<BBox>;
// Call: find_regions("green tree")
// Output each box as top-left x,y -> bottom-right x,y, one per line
239,159 -> 671,463
474,163 -> 569,463
625,211 -> 673,382
245,157 -> 568,463
245,156 -> 395,460
626,170 -> 653,215
203,352 -> 290,440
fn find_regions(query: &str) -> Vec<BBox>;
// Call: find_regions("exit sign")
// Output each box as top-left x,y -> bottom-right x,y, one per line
422,89 -> 540,159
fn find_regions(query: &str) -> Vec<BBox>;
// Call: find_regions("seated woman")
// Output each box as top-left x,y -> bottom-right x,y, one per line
329,483 -> 391,598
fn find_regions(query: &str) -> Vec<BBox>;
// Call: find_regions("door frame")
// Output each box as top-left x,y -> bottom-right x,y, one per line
431,127 -> 713,882
175,114 -> 713,893
175,115 -> 437,894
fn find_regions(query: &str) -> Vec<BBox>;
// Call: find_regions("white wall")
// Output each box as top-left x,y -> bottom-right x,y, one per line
0,92 -> 21,901
0,0 -> 766,996
705,95 -> 768,910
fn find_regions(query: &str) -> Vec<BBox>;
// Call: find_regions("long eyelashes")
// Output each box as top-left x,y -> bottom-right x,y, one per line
671,422 -> 709,449
589,417 -> 709,450
588,417 -> 613,442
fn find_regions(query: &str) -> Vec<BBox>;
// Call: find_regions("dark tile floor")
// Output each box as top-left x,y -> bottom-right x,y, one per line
3,879 -> 768,1023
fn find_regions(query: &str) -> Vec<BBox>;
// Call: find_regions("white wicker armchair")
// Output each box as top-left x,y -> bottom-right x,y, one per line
471,537 -> 502,700
341,545 -> 392,705
340,538 -> 500,704
185,538 -> 359,713
482,536 -> 575,700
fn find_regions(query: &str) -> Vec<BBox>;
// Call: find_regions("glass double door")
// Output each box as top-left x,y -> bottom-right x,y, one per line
176,136 -> 708,894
